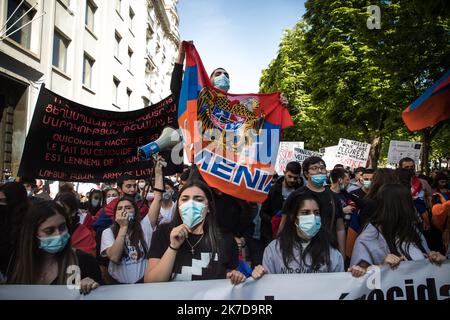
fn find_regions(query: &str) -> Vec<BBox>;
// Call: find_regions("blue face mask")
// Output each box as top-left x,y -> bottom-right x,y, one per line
179,200 -> 206,229
213,74 -> 230,92
311,174 -> 327,187
362,180 -> 371,189
38,231 -> 70,254
297,214 -> 321,239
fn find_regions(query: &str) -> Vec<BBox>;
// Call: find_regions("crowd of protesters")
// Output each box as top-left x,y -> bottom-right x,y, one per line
0,42 -> 448,293
0,155 -> 448,293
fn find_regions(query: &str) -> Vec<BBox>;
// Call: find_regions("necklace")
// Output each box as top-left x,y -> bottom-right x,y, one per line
185,234 -> 205,255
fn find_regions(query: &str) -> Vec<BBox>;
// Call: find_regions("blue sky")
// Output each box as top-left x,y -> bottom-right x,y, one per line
178,0 -> 306,93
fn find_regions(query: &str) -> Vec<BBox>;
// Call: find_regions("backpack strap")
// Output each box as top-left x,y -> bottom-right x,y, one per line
328,190 -> 336,234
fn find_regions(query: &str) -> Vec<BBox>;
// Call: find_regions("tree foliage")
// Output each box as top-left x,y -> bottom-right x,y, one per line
260,0 -> 450,170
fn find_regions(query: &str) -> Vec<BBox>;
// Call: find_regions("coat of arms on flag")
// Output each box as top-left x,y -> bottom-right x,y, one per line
178,42 -> 294,202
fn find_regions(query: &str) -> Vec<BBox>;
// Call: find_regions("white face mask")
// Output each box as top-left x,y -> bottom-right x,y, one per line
91,199 -> 100,207
106,196 -> 118,205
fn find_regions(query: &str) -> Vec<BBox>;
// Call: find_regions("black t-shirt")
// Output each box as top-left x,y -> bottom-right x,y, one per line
288,186 -> 344,236
149,224 -> 239,281
50,250 -> 103,285
76,250 -> 103,284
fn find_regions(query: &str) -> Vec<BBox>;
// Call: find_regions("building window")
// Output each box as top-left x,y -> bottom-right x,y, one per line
129,7 -> 135,31
116,0 -> 121,14
128,47 -> 133,71
113,78 -> 120,105
52,30 -> 70,72
6,0 -> 36,49
127,88 -> 132,110
85,0 -> 96,32
114,32 -> 121,59
83,54 -> 94,88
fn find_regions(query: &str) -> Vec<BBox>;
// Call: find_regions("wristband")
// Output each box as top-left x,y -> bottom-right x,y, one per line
169,245 -> 179,251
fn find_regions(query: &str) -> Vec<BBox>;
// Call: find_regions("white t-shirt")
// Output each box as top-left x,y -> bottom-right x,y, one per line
100,215 -> 153,284
159,201 -> 176,225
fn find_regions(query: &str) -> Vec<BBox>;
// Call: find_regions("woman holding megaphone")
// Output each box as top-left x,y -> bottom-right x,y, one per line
144,178 -> 246,284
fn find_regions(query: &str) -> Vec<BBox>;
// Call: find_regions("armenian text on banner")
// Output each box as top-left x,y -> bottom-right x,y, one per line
18,86 -> 182,182
178,42 -> 293,203
335,139 -> 371,169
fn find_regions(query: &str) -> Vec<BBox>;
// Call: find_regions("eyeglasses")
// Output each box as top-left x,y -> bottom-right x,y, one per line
308,165 -> 326,173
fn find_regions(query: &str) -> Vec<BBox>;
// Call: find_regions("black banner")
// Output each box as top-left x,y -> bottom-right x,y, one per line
18,86 -> 182,182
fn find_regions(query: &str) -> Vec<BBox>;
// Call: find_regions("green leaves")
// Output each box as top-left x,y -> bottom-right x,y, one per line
260,0 -> 450,168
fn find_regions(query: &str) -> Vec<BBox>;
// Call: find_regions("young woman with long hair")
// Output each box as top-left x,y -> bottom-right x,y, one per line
8,201 -> 101,294
100,197 -> 153,284
252,192 -> 344,279
144,179 -> 246,284
349,184 -> 445,276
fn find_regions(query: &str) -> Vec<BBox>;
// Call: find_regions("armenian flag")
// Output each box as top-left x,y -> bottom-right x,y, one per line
178,42 -> 293,203
402,70 -> 450,131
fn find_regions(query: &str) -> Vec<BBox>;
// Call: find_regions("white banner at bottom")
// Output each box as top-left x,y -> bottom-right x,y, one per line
1,260 -> 449,300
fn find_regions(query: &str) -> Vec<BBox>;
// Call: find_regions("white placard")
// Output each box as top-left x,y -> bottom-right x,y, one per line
387,140 -> 422,165
335,139 -> 371,169
274,142 -> 305,175
322,145 -> 339,169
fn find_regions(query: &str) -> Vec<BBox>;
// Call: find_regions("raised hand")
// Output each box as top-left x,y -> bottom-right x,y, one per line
169,224 -> 191,250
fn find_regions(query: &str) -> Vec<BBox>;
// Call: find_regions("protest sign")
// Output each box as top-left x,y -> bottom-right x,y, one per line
388,140 -> 422,165
18,86 -> 182,182
274,142 -> 305,175
335,139 -> 371,169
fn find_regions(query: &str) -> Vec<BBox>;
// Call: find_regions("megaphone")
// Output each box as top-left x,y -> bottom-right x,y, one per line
138,127 -> 180,161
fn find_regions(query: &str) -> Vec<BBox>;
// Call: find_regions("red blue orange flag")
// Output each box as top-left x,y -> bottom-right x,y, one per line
178,42 -> 293,203
402,70 -> 450,131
